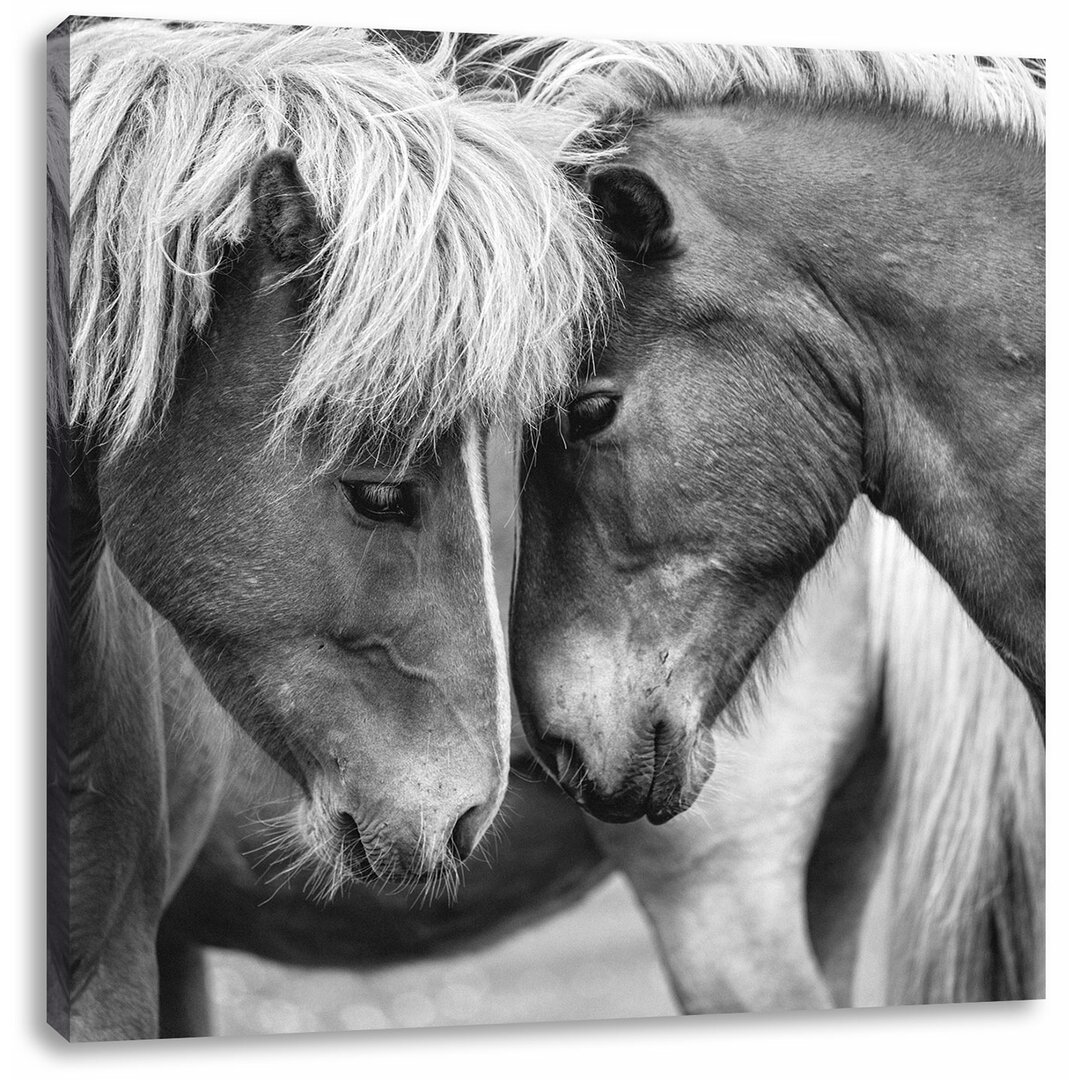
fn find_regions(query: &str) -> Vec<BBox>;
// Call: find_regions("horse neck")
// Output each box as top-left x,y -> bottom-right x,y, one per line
795,114 -> 1044,708
51,421 -> 169,756
874,366 -> 1044,712
52,430 -> 230,897
48,423 -> 105,779
49,423 -> 107,615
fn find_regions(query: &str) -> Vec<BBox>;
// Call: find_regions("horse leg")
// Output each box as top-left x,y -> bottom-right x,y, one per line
64,721 -> 169,1042
59,558 -> 171,1041
68,905 -> 162,1041
66,795 -> 167,1041
156,921 -> 212,1039
595,806 -> 831,1013
588,700 -> 852,1014
134,615 -> 234,1041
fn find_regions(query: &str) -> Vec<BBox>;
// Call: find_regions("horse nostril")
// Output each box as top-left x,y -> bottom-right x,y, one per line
448,803 -> 488,862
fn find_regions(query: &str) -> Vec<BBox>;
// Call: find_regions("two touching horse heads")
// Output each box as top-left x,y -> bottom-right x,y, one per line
50,26 -> 1044,1039
49,21 -> 610,1039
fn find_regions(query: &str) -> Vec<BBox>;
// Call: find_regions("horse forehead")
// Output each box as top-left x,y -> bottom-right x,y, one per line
627,105 -> 793,188
623,115 -> 791,272
634,99 -> 861,162
623,119 -> 724,216
408,423 -> 498,542
629,103 -> 873,228
630,108 -> 740,163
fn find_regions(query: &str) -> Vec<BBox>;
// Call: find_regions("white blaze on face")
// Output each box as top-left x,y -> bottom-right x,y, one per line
461,418 -> 513,755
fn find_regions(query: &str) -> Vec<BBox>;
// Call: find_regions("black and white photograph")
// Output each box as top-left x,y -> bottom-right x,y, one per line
36,2 -> 1057,1068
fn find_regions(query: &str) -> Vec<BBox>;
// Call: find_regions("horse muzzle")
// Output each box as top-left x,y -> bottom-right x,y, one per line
303,763 -> 506,892
527,715 -> 717,825
330,803 -> 492,885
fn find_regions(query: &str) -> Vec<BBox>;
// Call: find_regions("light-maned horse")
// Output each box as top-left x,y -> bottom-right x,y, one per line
46,21 -> 610,1040
477,43 -> 1045,830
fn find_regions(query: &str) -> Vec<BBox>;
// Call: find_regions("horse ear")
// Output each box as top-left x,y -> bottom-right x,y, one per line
249,149 -> 320,264
585,164 -> 678,260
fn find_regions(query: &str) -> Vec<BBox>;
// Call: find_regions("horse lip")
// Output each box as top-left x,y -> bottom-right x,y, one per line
643,781 -> 693,825
523,715 -> 672,824
644,787 -> 702,824
331,812 -> 377,880
342,840 -> 377,881
337,827 -> 424,887
643,723 -> 717,824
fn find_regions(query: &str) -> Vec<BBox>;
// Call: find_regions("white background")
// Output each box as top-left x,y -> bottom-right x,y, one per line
5,1 -> 1076,1077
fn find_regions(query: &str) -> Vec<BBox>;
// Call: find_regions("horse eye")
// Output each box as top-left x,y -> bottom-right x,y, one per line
340,480 -> 416,526
566,394 -> 619,442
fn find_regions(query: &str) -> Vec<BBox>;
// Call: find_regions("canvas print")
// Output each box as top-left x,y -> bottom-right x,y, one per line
46,16 -> 1045,1042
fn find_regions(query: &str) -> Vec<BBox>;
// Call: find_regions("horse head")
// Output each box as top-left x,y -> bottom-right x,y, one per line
98,151 -> 511,891
64,17 -> 613,900
512,142 -> 864,823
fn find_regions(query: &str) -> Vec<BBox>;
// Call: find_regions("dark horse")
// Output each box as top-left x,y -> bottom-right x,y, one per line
47,21 -> 609,1040
484,43 -> 1044,827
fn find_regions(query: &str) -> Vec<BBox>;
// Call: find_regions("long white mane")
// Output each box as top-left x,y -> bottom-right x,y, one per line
462,39 -> 1045,159
55,21 -> 614,466
47,31 -> 69,435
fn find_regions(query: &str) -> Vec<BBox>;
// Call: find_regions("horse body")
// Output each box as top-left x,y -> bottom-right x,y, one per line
48,21 -> 610,1039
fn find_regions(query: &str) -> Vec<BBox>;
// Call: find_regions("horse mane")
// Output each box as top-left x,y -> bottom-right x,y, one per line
867,512 -> 1044,1003
56,21 -> 613,467
46,32 -> 69,437
461,39 -> 1045,160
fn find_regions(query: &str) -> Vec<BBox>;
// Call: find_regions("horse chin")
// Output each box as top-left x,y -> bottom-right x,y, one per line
286,794 -> 458,900
546,722 -> 717,826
